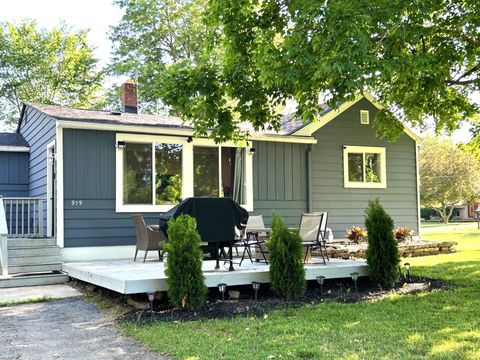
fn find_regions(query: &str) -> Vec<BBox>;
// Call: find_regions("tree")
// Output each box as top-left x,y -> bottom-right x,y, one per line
156,0 -> 480,142
109,0 -> 207,111
0,20 -> 103,128
420,136 -> 480,223
164,215 -> 207,311
461,117 -> 480,162
266,213 -> 306,300
364,199 -> 399,288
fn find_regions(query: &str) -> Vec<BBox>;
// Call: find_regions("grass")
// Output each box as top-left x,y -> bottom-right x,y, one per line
123,223 -> 480,360
421,222 -> 477,228
0,296 -> 61,307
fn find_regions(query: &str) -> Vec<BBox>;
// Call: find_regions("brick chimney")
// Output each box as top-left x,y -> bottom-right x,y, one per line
120,80 -> 138,114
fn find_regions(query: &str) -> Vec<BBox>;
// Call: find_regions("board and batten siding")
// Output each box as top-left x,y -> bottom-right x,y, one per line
311,98 -> 419,238
252,141 -> 308,227
0,152 -> 29,197
62,129 -> 157,247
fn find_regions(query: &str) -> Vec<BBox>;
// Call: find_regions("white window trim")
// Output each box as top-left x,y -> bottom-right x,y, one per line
343,145 -> 387,189
115,133 -> 253,213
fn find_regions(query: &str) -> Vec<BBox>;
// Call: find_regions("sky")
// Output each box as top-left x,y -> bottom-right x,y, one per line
0,0 -> 476,142
0,0 -> 124,68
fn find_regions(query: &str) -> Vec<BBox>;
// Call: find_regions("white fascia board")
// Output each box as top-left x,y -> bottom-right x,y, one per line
0,146 -> 30,152
55,119 -> 317,144
292,91 -> 422,143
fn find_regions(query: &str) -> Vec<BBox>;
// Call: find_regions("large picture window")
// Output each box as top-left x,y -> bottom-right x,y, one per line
116,134 -> 253,212
343,146 -> 386,188
123,142 -> 183,207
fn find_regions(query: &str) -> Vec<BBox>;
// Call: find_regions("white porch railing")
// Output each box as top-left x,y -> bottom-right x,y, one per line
1,199 -> 8,275
1,197 -> 47,238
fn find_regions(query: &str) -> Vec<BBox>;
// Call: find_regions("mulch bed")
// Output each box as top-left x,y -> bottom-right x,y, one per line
119,275 -> 450,324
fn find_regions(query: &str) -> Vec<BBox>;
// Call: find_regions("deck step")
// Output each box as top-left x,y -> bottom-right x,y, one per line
7,254 -> 63,267
8,246 -> 62,258
7,238 -> 56,248
8,263 -> 63,275
0,272 -> 69,289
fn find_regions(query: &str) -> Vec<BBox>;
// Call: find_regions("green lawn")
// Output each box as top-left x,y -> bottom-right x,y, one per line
123,224 -> 480,360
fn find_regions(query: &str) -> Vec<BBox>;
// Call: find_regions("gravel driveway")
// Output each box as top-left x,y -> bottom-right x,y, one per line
0,297 -> 167,360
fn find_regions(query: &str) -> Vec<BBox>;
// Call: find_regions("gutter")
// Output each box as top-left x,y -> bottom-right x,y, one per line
307,144 -> 313,213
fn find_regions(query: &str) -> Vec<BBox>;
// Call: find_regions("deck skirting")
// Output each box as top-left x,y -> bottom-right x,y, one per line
63,259 -> 368,294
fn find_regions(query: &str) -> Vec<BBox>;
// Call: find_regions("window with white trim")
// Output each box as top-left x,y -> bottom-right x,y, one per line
116,134 -> 253,212
343,146 -> 386,188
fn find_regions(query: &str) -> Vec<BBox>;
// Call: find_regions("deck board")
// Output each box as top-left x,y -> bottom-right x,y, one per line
63,258 -> 368,294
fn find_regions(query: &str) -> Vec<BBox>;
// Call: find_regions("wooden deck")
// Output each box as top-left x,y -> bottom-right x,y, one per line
63,258 -> 368,294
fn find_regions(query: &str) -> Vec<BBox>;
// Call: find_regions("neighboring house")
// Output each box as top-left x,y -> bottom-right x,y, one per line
0,82 -> 421,261
456,200 -> 479,220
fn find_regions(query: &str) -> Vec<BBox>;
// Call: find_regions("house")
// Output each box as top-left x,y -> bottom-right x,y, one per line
0,82 -> 421,262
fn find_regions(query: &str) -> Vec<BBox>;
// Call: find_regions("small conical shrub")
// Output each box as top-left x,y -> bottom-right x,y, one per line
266,213 -> 306,299
165,215 -> 207,311
364,199 -> 400,288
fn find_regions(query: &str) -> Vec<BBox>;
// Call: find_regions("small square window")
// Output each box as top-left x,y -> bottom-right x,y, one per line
360,110 -> 370,124
343,146 -> 386,188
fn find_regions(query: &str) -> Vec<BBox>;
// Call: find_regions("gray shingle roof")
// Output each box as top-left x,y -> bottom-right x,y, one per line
25,102 -> 328,136
27,103 -> 191,129
0,133 -> 29,147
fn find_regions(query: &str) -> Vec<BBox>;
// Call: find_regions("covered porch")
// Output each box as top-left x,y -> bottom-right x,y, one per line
63,258 -> 368,295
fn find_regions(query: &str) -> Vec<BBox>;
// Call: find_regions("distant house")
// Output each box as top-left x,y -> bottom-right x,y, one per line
0,82 -> 421,261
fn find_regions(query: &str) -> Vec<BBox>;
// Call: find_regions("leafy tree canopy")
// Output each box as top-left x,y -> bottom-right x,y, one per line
0,20 -> 103,128
420,136 -> 480,223
144,0 -> 480,142
461,116 -> 480,161
109,0 -> 207,112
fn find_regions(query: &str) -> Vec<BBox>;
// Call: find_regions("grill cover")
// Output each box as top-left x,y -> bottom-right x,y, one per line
159,197 -> 248,246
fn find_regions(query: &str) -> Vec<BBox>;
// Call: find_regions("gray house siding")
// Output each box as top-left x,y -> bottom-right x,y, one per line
18,107 -> 56,233
0,151 -> 29,197
252,141 -> 308,227
19,107 -> 56,198
310,98 -> 419,237
63,129 -> 157,247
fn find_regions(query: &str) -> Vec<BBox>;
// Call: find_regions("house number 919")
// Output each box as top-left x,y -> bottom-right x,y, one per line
71,200 -> 83,206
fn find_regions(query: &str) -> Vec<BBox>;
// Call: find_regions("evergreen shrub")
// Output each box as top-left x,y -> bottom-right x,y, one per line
364,199 -> 400,288
164,215 -> 207,310
266,214 -> 306,299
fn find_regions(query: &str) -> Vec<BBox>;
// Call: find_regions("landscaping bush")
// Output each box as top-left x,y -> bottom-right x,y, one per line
164,215 -> 207,311
364,199 -> 400,288
346,226 -> 367,243
394,226 -> 414,242
266,214 -> 306,299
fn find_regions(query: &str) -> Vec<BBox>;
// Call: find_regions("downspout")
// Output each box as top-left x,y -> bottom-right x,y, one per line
307,144 -> 313,213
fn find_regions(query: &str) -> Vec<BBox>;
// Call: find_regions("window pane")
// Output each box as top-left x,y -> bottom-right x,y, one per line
365,153 -> 381,182
124,143 -> 152,204
194,147 -> 219,197
348,153 -> 364,182
221,147 -> 236,198
155,143 -> 182,205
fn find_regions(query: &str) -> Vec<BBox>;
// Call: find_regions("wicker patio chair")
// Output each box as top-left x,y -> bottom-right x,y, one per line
132,214 -> 166,262
299,213 -> 326,265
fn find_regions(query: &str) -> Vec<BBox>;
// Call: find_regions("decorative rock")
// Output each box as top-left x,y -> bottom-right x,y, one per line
228,290 -> 240,299
313,240 -> 456,259
85,284 -> 97,292
127,297 -> 150,310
